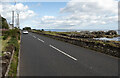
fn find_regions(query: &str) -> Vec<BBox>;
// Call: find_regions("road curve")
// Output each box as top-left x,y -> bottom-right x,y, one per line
19,32 -> 118,76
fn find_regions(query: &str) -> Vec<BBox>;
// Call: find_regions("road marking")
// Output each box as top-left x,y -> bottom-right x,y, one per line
49,45 -> 77,61
33,36 -> 36,38
37,38 -> 44,43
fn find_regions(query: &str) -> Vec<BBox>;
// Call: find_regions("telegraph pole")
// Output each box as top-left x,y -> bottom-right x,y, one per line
14,0 -> 20,29
17,13 -> 19,28
12,11 -> 14,28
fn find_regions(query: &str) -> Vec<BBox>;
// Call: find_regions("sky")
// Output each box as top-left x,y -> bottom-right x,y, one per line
0,0 -> 119,30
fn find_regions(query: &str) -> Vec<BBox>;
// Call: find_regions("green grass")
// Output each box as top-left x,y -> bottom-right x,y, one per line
7,37 -> 20,77
2,36 -> 11,51
0,36 -> 3,38
40,31 -> 73,36
1,28 -> 20,77
44,31 -> 57,35
8,49 -> 18,78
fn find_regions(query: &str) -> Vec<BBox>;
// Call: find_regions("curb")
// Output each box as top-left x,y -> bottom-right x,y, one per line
17,31 -> 21,77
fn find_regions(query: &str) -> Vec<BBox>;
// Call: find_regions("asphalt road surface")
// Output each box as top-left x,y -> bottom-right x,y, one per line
19,32 -> 118,76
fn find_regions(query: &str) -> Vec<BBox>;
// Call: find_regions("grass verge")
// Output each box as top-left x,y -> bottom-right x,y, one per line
2,28 -> 20,78
7,37 -> 20,77
2,37 -> 11,51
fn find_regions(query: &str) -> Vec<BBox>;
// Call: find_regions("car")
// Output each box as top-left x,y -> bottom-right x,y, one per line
23,30 -> 28,34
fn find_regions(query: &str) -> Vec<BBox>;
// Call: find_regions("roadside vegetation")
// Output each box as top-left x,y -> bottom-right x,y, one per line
7,35 -> 20,77
2,36 -> 10,51
0,16 -> 9,29
34,30 -> 119,38
2,28 -> 20,78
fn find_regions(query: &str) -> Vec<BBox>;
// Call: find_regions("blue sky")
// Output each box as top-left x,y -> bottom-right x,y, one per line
1,0 -> 118,30
22,2 -> 67,17
10,2 -> 67,17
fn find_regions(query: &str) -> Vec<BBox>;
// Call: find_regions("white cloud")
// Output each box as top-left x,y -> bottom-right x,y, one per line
1,1 -> 118,30
14,3 -> 28,11
19,10 -> 36,20
61,0 -> 118,14
41,16 -> 55,21
34,0 -> 118,29
0,3 -> 36,28
57,0 -> 118,29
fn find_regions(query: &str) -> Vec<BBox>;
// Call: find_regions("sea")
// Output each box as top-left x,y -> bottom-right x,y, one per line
94,30 -> 120,41
43,29 -> 120,41
44,29 -> 119,34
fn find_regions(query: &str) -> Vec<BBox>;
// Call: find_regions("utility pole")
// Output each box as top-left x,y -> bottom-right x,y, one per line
16,13 -> 19,28
12,11 -> 14,28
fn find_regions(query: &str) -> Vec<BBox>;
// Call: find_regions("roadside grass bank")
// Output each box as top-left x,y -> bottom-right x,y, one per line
30,30 -> 120,58
7,37 -> 20,77
2,28 -> 20,78
2,37 -> 10,52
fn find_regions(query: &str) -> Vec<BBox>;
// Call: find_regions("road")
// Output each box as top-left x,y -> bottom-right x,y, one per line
19,32 -> 118,76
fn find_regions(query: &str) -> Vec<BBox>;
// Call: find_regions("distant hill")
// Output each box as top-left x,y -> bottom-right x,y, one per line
0,15 -> 9,29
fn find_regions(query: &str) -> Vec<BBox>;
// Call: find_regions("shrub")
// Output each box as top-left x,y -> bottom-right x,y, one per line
3,35 -> 8,40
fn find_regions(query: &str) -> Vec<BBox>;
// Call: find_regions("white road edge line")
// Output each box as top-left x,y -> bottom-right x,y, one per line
37,38 -> 44,43
49,45 -> 77,61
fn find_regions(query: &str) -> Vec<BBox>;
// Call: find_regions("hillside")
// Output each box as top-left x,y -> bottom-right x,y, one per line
0,15 -> 9,29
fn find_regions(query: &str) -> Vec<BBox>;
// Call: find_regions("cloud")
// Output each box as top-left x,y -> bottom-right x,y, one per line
34,0 -> 118,29
0,3 -> 36,26
58,0 -> 118,29
1,1 -> 118,30
61,0 -> 118,14
41,16 -> 55,21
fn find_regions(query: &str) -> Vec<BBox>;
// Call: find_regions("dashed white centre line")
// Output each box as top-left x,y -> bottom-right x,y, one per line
49,45 -> 77,61
37,38 -> 44,43
33,36 -> 36,38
